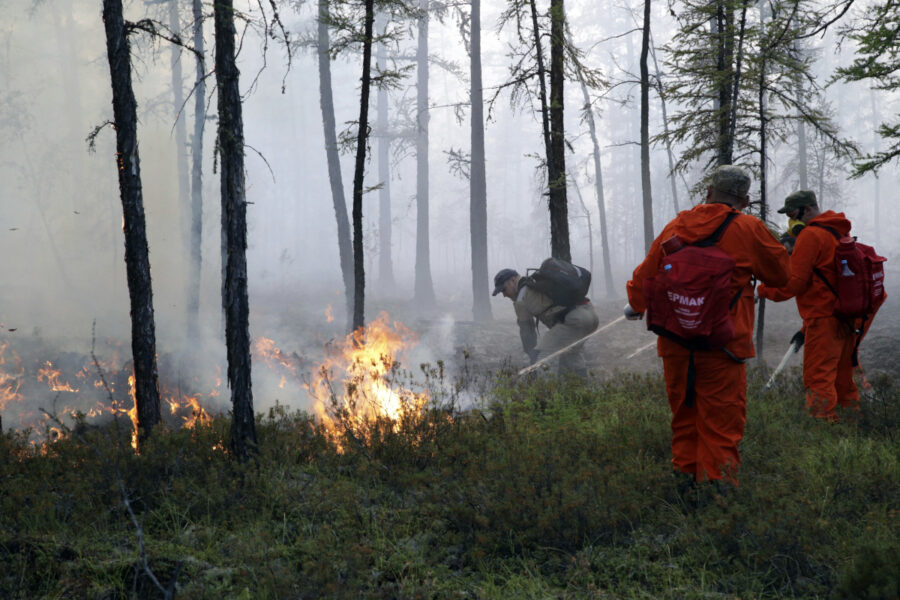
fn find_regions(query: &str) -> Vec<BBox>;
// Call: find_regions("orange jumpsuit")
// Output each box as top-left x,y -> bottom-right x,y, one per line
627,204 -> 789,484
757,211 -> 877,421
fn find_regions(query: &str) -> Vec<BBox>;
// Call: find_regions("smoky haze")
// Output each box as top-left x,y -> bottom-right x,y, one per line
0,0 -> 898,430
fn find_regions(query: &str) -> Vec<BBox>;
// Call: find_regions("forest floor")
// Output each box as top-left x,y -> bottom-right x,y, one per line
1,273 -> 898,599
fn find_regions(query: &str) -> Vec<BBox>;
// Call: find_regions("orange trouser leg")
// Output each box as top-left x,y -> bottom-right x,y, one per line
803,317 -> 857,420
663,351 -> 746,484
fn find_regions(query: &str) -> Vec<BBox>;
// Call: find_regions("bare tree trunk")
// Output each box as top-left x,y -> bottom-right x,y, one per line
528,0 -> 552,175
639,0 -> 653,253
188,0 -> 205,343
755,8 -> 768,362
649,37 -> 683,216
714,0 -> 735,165
352,0 -> 376,331
214,0 -> 257,460
548,0 -> 570,261
318,0 -> 355,327
469,0 -> 492,321
578,78 -> 614,296
376,15 -> 395,289
870,89 -> 881,245
726,0 -> 748,163
102,0 -> 162,443
414,0 -> 436,307
169,0 -> 191,278
570,172 -> 594,275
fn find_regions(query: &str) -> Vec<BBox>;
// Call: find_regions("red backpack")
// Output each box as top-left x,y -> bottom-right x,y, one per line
809,224 -> 887,319
643,212 -> 743,350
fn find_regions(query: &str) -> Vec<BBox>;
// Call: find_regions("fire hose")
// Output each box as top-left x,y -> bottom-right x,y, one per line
763,331 -> 804,391
517,315 -> 626,376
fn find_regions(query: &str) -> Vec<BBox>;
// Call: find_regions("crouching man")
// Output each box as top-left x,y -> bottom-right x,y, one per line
493,266 -> 599,377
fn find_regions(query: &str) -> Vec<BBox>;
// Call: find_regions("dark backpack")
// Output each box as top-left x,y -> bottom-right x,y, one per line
643,212 -> 742,350
809,223 -> 887,320
523,257 -> 591,307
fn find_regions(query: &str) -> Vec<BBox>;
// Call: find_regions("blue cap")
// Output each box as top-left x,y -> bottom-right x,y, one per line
492,268 -> 518,296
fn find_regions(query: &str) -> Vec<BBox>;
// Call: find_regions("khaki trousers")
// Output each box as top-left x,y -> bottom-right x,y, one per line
535,303 -> 600,376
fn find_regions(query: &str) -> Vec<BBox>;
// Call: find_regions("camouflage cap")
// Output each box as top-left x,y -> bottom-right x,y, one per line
777,190 -> 817,214
709,165 -> 751,198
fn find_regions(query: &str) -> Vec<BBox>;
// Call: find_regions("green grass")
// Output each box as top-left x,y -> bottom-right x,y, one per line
1,368 -> 897,599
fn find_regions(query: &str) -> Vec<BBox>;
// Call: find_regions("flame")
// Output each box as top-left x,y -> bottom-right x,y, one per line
255,337 -> 302,386
127,375 -> 138,450
325,305 -> 334,323
37,361 -> 79,393
307,312 -> 427,448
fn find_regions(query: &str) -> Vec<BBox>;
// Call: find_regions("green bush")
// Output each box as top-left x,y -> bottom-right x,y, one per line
0,369 -> 897,598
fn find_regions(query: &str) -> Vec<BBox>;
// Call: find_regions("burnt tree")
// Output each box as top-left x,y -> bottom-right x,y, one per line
102,0 -> 162,441
351,0 -> 376,330
547,0 -> 570,261
214,0 -> 257,459
639,0 -> 653,253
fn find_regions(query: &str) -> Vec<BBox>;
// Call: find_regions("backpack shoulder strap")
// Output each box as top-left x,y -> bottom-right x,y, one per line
809,222 -> 841,240
808,223 -> 840,296
693,211 -> 739,248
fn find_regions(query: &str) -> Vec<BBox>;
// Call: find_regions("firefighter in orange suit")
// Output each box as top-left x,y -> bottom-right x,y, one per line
757,190 -> 878,421
625,166 -> 790,486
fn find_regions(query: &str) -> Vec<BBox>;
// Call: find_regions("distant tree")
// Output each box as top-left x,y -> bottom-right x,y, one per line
375,13 -> 396,289
576,77 -> 614,297
468,0 -> 491,321
214,0 -> 257,459
414,0 -> 436,306
187,0 -> 205,344
167,0 -> 191,265
101,0 -> 162,443
834,0 -> 900,176
317,0 -> 355,327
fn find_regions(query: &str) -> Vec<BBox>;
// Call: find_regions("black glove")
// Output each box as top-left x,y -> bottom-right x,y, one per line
790,330 -> 804,349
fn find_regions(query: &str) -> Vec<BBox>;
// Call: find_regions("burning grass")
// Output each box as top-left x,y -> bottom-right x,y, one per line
1,367 -> 897,598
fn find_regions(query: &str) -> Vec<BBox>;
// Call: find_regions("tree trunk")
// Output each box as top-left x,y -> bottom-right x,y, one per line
376,15 -> 396,289
570,171 -> 594,275
639,0 -> 653,253
414,0 -> 436,306
870,89 -> 880,245
188,0 -> 205,344
318,0 -> 355,327
469,0 -> 492,321
214,0 -> 257,460
548,0 -> 570,261
755,12 -> 768,363
727,0 -> 748,164
649,36 -> 683,216
351,0 -> 376,331
714,0 -> 735,165
528,0 -> 553,178
578,78 -> 614,296
169,0 -> 191,284
102,0 -> 162,443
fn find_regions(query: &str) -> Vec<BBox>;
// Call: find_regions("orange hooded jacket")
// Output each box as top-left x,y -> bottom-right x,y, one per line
757,211 -> 851,318
627,203 -> 790,359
